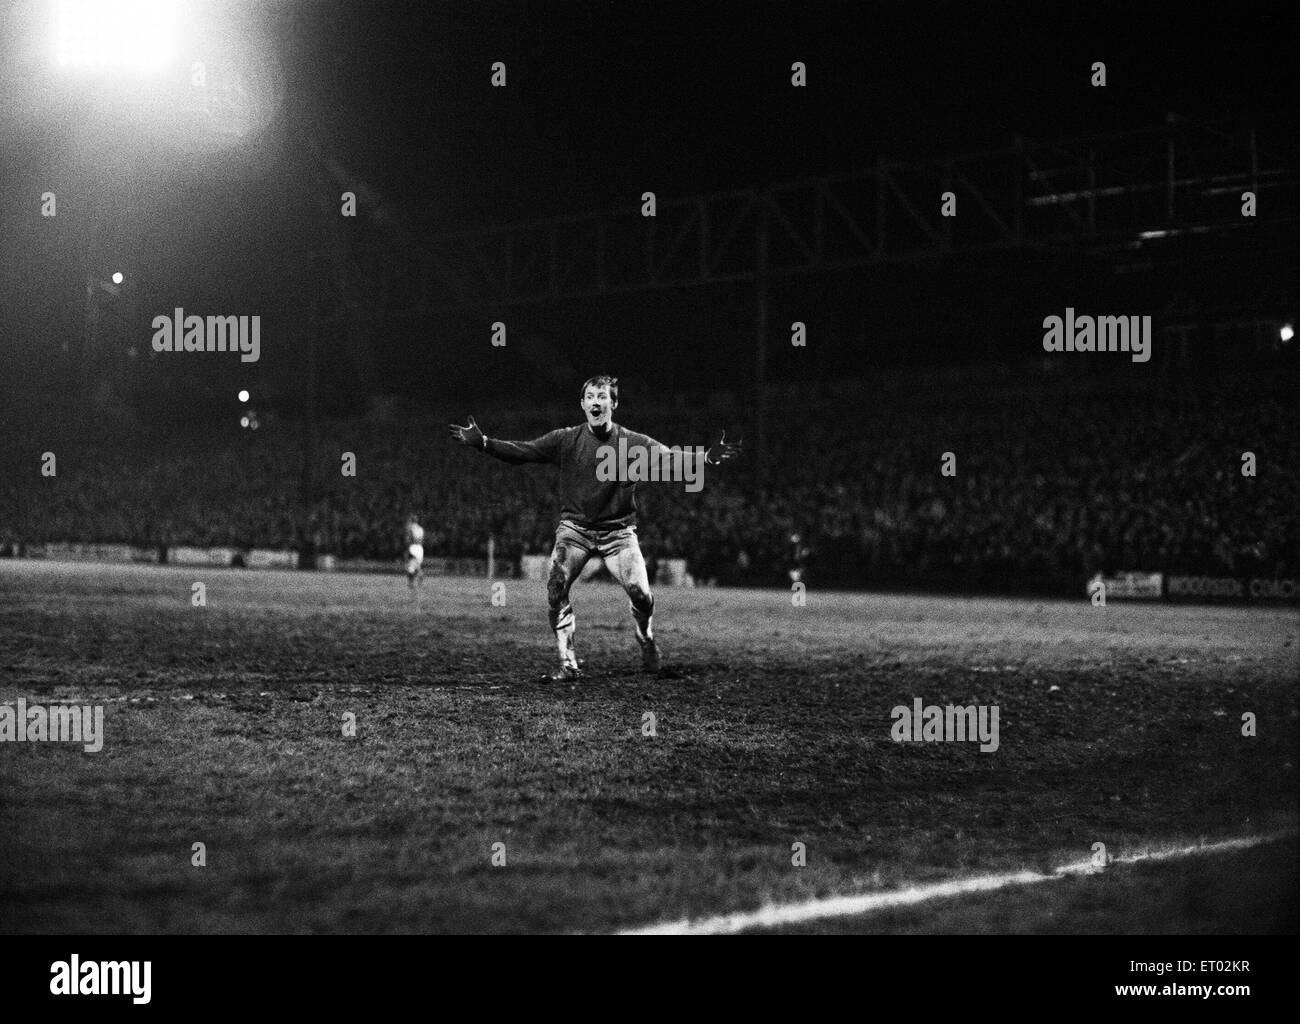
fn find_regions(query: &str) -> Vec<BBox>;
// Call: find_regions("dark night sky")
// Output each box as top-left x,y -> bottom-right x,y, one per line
0,1 -> 1295,407
290,0 -> 1295,228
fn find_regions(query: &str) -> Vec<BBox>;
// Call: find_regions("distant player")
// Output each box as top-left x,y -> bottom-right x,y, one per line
404,514 -> 425,589
449,375 -> 740,681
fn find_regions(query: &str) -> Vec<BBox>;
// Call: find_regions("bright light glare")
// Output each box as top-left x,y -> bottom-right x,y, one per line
55,0 -> 178,73
240,415 -> 250,428
238,390 -> 250,403
111,271 -> 123,284
1281,324 -> 1295,343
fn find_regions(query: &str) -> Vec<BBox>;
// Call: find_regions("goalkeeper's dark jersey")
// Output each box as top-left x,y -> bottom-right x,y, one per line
485,422 -> 666,529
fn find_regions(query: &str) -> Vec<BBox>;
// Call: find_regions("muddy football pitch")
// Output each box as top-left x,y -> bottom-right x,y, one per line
1,560 -> 1295,934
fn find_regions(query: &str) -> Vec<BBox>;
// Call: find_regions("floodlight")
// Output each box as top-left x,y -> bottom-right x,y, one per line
55,1 -> 178,73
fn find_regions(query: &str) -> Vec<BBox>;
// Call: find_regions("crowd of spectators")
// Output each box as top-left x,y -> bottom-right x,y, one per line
3,384 -> 1296,593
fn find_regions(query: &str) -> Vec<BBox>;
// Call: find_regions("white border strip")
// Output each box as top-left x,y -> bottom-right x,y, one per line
619,830 -> 1297,935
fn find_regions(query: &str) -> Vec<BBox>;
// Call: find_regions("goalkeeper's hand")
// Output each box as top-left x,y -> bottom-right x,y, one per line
705,430 -> 742,466
448,415 -> 486,450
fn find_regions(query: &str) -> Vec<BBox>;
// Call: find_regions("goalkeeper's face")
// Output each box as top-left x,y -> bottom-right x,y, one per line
581,385 -> 616,430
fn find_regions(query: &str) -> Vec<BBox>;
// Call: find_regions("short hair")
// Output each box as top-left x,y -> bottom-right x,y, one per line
580,375 -> 618,403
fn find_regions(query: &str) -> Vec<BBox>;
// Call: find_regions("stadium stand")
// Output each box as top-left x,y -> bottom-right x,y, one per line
2,380 -> 1296,594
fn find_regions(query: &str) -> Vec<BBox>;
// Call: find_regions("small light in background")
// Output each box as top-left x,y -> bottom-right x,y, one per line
111,271 -> 123,284
1281,324 -> 1294,343
238,389 -> 250,403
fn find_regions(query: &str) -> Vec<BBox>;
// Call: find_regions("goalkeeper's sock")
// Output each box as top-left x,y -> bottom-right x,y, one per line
631,603 -> 654,646
556,623 -> 579,671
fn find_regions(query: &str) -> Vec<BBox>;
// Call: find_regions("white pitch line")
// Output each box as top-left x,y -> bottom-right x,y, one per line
619,830 -> 1298,935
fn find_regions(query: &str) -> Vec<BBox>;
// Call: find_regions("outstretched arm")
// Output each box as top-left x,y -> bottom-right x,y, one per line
448,416 -> 559,464
634,428 -> 743,472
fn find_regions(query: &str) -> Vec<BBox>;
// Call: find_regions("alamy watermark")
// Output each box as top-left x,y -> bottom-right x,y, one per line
151,307 -> 260,363
890,698 -> 999,752
0,699 -> 104,752
595,438 -> 708,492
1042,308 -> 1151,363
50,956 -> 150,1004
